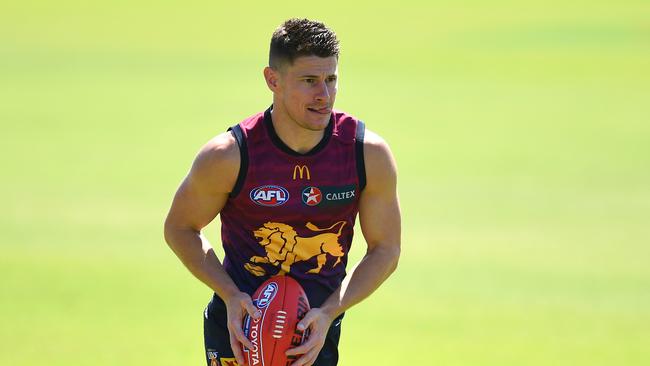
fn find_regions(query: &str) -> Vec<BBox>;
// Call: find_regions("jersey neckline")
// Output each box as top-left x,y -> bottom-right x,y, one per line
264,106 -> 334,157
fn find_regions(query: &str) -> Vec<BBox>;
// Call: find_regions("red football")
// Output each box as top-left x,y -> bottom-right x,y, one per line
242,275 -> 311,366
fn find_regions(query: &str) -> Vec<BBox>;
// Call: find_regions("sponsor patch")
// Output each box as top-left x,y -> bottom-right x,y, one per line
301,184 -> 356,207
256,282 -> 278,308
250,185 -> 289,207
302,186 -> 323,206
207,351 -> 219,366
219,358 -> 238,366
293,165 -> 311,180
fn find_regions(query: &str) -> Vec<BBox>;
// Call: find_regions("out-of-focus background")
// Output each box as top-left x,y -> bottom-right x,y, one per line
2,1 -> 649,365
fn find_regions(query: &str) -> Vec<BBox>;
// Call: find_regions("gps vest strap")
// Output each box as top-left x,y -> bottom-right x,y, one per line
228,124 -> 248,198
355,120 -> 366,191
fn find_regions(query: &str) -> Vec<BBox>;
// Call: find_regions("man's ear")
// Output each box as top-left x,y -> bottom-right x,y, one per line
263,66 -> 280,92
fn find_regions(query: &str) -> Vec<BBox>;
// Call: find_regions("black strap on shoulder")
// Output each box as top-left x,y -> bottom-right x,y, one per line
227,124 -> 248,198
355,120 -> 367,192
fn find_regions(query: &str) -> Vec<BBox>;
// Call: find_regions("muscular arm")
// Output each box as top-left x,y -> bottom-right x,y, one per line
164,132 -> 240,298
163,132 -> 258,364
288,129 -> 401,365
321,129 -> 401,317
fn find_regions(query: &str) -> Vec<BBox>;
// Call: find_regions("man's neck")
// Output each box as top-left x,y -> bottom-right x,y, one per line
270,108 -> 326,154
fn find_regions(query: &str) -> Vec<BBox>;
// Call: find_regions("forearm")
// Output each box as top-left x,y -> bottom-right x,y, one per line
164,226 -> 240,301
320,244 -> 400,319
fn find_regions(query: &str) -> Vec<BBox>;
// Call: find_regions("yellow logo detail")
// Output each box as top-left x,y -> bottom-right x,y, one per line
292,165 -> 311,180
207,351 -> 219,366
219,358 -> 238,366
244,221 -> 346,277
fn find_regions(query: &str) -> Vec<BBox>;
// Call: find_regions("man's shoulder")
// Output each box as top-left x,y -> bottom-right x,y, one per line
362,128 -> 397,192
188,131 -> 240,193
330,109 -> 362,143
238,110 -> 267,132
363,128 -> 390,156
331,109 -> 357,121
199,132 -> 239,164
328,110 -> 392,164
193,108 -> 266,174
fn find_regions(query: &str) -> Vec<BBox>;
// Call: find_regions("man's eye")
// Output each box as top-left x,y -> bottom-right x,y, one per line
327,77 -> 337,83
304,79 -> 316,84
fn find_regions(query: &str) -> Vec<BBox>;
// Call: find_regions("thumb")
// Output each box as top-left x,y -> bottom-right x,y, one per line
296,310 -> 317,331
243,296 -> 262,320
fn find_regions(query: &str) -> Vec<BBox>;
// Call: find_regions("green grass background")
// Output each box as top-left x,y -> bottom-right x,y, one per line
1,1 -> 649,365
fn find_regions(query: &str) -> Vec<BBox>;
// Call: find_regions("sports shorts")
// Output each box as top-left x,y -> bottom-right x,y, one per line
203,293 -> 343,366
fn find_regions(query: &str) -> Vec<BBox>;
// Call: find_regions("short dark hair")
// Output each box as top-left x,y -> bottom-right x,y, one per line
269,18 -> 340,70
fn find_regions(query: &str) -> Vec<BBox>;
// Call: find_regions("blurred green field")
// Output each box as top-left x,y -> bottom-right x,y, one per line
2,1 -> 649,365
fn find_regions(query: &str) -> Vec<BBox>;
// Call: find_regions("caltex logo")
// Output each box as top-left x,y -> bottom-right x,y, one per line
302,186 -> 323,206
250,185 -> 289,207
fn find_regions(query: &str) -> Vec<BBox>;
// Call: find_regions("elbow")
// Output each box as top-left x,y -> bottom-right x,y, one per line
163,222 -> 175,250
372,244 -> 400,275
164,217 -> 200,253
389,245 -> 400,274
163,217 -> 181,251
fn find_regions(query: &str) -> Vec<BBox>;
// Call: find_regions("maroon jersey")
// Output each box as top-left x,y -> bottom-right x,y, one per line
219,106 -> 366,307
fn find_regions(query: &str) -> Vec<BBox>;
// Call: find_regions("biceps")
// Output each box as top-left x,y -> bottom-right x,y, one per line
165,176 -> 229,232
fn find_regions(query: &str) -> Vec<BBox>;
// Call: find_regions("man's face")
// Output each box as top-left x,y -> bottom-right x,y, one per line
269,55 -> 338,131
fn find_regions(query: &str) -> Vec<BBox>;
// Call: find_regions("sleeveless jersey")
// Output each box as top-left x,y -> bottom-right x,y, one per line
219,106 -> 366,307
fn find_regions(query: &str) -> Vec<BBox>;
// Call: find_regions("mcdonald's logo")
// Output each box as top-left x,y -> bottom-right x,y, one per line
293,165 -> 311,180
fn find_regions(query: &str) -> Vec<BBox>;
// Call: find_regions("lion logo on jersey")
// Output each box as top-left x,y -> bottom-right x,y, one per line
244,221 -> 346,276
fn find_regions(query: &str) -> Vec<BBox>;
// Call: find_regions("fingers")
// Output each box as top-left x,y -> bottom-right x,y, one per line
287,326 -> 322,366
241,296 -> 262,320
287,309 -> 322,356
296,309 -> 317,332
289,341 -> 322,366
225,291 -> 265,366
229,333 -> 246,366
285,329 -> 319,356
229,293 -> 260,350
230,319 -> 255,351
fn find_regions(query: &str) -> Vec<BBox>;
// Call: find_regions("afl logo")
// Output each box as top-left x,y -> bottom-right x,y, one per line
302,186 -> 323,206
250,185 -> 289,207
256,282 -> 278,309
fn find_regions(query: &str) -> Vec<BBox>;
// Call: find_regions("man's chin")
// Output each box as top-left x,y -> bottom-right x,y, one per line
304,116 -> 331,131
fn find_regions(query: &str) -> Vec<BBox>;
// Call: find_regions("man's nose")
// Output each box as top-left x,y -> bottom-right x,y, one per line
314,81 -> 330,102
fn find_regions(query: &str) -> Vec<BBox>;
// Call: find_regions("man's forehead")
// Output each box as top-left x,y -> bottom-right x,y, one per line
287,55 -> 338,75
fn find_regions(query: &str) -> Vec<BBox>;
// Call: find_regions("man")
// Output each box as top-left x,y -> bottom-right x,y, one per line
164,18 -> 400,366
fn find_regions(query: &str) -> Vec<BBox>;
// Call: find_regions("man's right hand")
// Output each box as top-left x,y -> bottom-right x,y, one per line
225,291 -> 262,366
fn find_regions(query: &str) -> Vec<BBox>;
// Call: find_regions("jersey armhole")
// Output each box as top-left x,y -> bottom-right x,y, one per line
355,120 -> 367,192
227,124 -> 248,198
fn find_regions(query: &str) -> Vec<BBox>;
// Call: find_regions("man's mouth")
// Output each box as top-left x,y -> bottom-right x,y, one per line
307,106 -> 331,115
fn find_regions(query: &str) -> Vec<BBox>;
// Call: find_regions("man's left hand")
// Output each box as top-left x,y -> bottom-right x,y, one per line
285,307 -> 333,366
